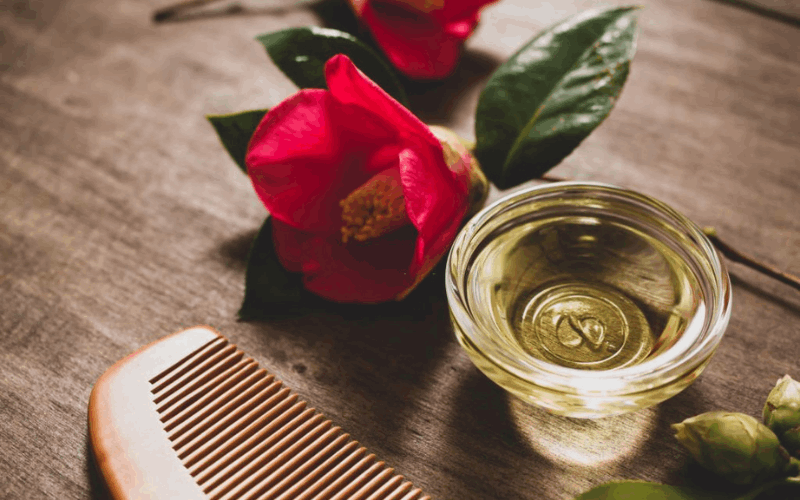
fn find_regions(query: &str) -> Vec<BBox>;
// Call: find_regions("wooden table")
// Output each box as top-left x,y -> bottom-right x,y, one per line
1,0 -> 798,498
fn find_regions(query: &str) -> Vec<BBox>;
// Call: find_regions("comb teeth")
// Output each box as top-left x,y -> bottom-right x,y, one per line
149,336 -> 431,500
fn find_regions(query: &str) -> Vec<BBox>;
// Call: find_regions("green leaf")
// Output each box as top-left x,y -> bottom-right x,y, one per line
256,27 -> 409,107
474,6 -> 641,188
574,481 -> 726,500
207,109 -> 269,174
238,217 -> 304,320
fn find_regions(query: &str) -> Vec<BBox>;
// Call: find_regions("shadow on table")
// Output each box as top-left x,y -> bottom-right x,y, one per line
86,438 -> 114,500
403,49 -> 501,124
216,228 -> 258,272
218,221 -> 459,455
729,274 -> 800,316
434,368 -> 713,499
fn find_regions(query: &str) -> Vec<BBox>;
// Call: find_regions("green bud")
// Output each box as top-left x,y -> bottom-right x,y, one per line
763,375 -> 800,456
672,411 -> 795,485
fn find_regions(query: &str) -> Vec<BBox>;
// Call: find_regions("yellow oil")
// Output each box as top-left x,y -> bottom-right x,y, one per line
466,214 -> 705,370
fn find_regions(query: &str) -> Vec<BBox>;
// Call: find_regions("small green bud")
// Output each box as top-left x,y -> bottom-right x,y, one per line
763,375 -> 800,456
672,411 -> 795,485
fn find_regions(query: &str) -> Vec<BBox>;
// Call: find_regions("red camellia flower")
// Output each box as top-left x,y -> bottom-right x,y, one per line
246,54 -> 486,303
347,0 -> 498,79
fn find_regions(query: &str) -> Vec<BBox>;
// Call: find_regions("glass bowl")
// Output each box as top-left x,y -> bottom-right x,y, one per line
446,182 -> 732,418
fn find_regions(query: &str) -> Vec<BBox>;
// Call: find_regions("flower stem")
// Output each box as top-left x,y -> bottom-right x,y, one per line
534,175 -> 800,292
703,227 -> 800,291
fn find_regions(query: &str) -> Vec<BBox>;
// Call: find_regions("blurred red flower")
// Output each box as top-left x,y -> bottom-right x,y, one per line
347,0 -> 498,79
246,54 -> 484,303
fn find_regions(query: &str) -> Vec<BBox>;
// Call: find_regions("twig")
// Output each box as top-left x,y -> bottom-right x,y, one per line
152,0 -> 318,21
540,173 -> 569,183
535,174 -> 800,292
703,227 -> 800,291
153,0 -> 223,21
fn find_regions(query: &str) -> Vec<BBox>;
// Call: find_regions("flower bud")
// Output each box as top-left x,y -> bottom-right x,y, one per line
764,375 -> 800,456
672,412 -> 795,485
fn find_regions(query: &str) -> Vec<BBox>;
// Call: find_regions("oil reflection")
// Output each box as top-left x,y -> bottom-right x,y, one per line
508,396 -> 658,467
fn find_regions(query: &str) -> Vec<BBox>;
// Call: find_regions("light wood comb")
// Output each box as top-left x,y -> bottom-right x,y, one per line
88,326 -> 432,500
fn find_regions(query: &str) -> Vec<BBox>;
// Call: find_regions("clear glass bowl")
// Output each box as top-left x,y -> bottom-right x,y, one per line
446,182 -> 732,418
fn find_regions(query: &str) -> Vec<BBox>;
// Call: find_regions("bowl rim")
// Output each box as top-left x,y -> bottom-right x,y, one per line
445,181 -> 732,398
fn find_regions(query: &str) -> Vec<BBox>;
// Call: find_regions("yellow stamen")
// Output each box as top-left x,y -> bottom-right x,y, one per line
340,172 -> 409,243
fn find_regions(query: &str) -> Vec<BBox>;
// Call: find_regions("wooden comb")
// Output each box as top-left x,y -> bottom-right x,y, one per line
88,326 -> 431,500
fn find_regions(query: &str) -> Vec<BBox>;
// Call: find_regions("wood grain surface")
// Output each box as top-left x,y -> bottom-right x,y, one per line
1,0 -> 799,499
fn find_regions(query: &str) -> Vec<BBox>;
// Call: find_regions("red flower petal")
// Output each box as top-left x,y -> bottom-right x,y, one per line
442,19 -> 473,39
253,55 -> 473,303
355,0 -> 497,79
273,218 -> 418,303
325,54 -> 438,144
246,88 -> 400,234
328,56 -> 468,254
398,147 -> 468,278
271,218 -> 315,274
327,55 -> 469,285
432,0 -> 497,22
361,3 -> 461,79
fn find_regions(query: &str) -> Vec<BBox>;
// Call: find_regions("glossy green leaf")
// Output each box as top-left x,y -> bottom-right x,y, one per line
207,109 -> 268,174
474,6 -> 641,188
238,217 -> 304,320
574,481 -> 726,500
256,27 -> 409,107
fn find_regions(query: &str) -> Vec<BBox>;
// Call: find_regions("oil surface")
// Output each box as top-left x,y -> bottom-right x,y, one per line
467,215 -> 704,370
